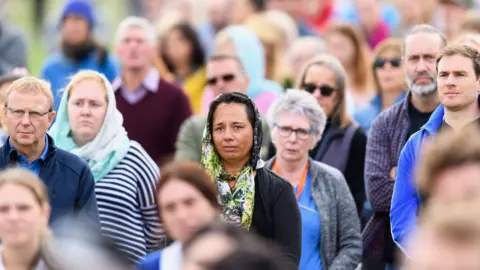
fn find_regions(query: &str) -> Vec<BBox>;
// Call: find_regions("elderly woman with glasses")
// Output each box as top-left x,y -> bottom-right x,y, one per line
269,54 -> 367,216
265,89 -> 361,270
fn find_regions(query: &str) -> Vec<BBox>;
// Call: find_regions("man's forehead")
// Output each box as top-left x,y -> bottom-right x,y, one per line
208,59 -> 242,73
438,55 -> 473,70
405,33 -> 443,52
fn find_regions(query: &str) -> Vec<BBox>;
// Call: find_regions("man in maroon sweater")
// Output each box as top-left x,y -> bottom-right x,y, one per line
113,16 -> 192,167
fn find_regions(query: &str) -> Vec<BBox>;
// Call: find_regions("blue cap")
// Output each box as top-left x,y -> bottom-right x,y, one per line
61,0 -> 95,29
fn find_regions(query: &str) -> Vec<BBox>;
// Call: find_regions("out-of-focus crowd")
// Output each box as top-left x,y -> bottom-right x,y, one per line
0,0 -> 479,270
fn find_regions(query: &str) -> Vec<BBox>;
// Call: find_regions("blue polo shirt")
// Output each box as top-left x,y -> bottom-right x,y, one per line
9,137 -> 49,175
297,172 -> 323,270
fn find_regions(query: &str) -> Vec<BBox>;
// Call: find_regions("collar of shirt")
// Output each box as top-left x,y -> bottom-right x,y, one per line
112,68 -> 161,93
8,136 -> 49,164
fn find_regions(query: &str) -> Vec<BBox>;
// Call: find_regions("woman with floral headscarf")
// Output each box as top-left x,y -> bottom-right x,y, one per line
201,92 -> 301,270
49,70 -> 164,264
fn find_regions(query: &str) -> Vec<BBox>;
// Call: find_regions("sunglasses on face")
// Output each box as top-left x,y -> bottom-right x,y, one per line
207,74 -> 236,86
302,83 -> 335,97
374,57 -> 401,69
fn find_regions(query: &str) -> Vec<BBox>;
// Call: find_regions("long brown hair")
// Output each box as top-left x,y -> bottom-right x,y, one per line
326,23 -> 373,93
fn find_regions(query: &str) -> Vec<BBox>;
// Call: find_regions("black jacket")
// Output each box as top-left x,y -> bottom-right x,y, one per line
251,167 -> 301,270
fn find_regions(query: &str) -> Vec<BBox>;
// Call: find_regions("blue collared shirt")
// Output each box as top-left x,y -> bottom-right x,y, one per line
9,137 -> 49,175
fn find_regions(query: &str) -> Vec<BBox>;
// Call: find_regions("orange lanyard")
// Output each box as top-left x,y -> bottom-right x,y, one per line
273,161 -> 309,199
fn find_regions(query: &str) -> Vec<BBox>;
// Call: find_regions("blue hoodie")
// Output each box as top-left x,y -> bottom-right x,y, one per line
390,95 -> 480,254
219,26 -> 283,99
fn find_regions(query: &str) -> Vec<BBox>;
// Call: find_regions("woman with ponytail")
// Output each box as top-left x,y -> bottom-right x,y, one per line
0,168 -> 58,270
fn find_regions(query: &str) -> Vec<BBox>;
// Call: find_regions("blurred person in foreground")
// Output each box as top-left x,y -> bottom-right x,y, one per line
404,197 -> 480,269
0,76 -> 99,227
201,92 -> 301,269
0,168 -> 58,269
354,38 -> 407,133
49,70 -> 163,263
266,89 -> 362,270
183,221 -> 287,270
40,0 -> 118,112
200,25 -> 282,115
113,16 -> 192,167
416,125 -> 480,207
137,161 -> 220,270
175,54 -> 271,162
391,44 -> 480,255
269,54 -> 367,216
363,24 -> 445,269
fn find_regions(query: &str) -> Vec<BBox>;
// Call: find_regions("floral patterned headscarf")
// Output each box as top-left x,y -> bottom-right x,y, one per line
201,92 -> 264,230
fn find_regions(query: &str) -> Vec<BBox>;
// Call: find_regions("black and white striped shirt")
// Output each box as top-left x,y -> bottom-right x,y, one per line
95,141 -> 165,263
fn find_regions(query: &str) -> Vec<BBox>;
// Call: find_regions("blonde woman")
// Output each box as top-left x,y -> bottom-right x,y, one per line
0,168 -> 56,269
49,70 -> 163,264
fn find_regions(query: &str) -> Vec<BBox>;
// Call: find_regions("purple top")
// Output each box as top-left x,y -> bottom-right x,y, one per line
112,68 -> 160,105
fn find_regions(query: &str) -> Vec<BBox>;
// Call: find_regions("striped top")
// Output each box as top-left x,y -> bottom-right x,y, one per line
95,141 -> 165,263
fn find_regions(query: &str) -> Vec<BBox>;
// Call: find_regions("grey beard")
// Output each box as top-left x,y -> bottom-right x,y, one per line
405,74 -> 437,96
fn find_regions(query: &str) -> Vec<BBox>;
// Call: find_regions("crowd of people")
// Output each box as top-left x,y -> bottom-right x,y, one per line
0,0 -> 480,269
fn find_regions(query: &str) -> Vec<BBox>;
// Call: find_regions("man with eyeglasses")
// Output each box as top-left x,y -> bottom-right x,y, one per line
363,24 -> 444,268
0,76 -> 100,228
175,53 -> 271,162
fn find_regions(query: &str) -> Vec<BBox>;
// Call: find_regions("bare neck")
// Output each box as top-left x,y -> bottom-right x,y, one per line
2,242 -> 41,270
11,136 -> 46,163
410,92 -> 440,113
444,102 -> 480,132
275,156 -> 309,186
173,62 -> 192,78
122,67 -> 150,92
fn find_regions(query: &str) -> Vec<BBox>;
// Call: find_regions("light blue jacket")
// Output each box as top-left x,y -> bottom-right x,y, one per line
390,95 -> 480,254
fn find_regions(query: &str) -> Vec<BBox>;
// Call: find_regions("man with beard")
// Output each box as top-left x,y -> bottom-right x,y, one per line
40,0 -> 118,112
362,24 -> 445,268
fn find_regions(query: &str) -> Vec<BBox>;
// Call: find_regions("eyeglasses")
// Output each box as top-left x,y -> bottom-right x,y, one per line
207,74 -> 236,86
374,57 -> 401,69
6,107 -> 51,120
274,123 -> 313,140
302,83 -> 335,97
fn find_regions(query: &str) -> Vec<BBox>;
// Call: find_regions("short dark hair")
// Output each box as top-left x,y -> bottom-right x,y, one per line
403,24 -> 447,56
250,0 -> 266,11
161,23 -> 205,74
207,92 -> 257,139
208,53 -> 245,74
156,161 -> 219,210
436,44 -> 480,77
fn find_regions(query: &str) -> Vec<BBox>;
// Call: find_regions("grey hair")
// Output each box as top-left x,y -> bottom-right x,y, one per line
267,89 -> 327,146
403,24 -> 447,56
115,16 -> 156,45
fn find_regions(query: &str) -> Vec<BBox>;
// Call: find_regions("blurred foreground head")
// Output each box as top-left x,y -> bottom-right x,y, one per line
416,125 -> 480,205
182,220 -> 287,270
405,198 -> 480,269
51,217 -> 131,269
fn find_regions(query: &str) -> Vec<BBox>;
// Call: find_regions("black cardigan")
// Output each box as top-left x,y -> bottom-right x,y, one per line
251,167 -> 301,270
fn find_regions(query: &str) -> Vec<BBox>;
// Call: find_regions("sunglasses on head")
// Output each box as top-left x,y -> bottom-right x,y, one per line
374,57 -> 401,69
302,83 -> 335,97
207,74 -> 236,86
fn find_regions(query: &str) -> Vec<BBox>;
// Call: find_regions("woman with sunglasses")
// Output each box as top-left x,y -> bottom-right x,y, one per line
265,89 -> 362,270
354,38 -> 407,133
273,54 -> 367,217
